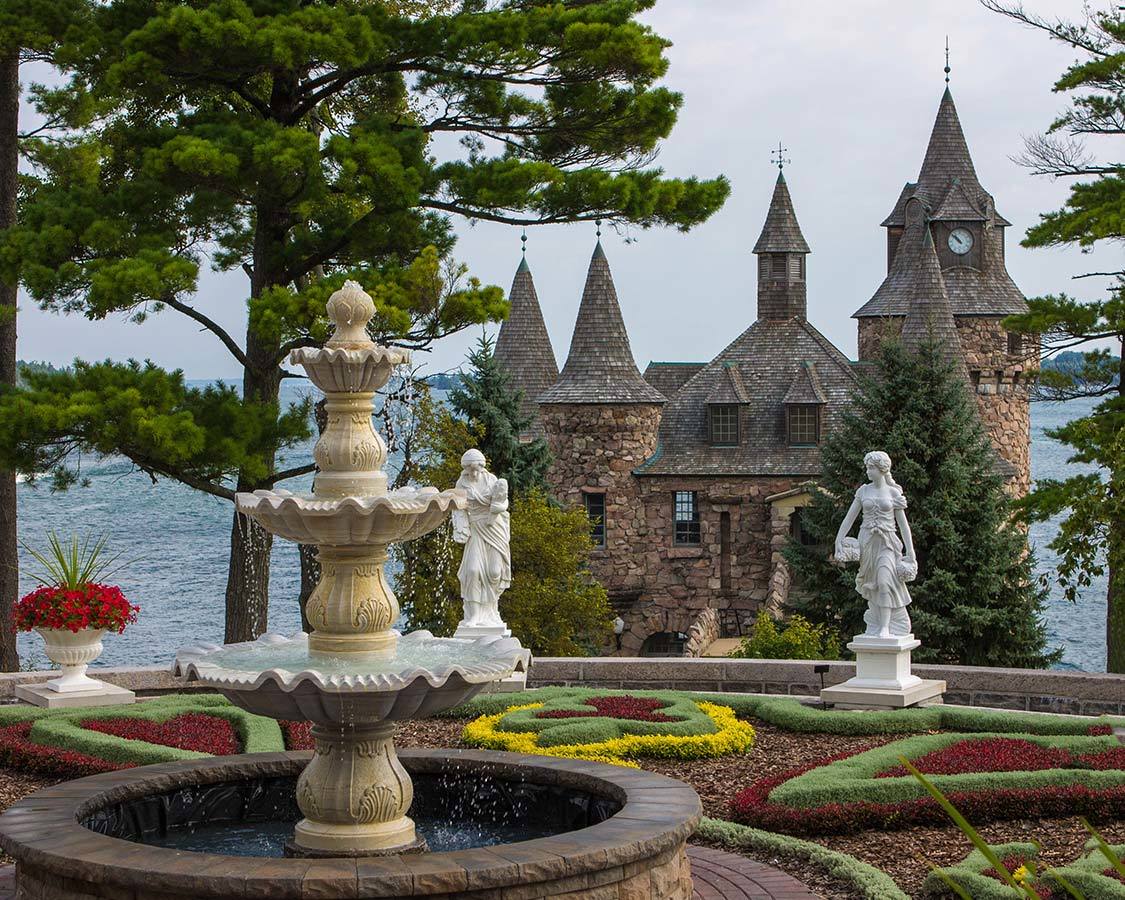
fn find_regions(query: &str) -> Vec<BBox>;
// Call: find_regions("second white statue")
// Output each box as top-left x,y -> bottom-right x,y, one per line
452,449 -> 512,637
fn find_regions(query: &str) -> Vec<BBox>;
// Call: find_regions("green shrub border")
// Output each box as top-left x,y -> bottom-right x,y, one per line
0,694 -> 285,765
769,732 -> 1125,808
444,687 -> 1125,737
494,693 -> 718,747
694,817 -> 909,900
920,840 -> 1125,899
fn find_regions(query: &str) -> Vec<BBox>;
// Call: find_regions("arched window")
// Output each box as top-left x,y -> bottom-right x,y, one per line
641,631 -> 688,658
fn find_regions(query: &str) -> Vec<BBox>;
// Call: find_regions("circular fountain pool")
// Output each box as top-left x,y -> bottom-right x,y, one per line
0,750 -> 700,899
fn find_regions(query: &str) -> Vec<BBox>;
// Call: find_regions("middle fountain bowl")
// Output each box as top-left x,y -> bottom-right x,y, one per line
173,280 -> 526,857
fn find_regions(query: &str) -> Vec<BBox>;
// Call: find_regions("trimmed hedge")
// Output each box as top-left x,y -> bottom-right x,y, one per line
694,818 -> 909,900
443,688 -> 1125,737
920,841 -> 1125,899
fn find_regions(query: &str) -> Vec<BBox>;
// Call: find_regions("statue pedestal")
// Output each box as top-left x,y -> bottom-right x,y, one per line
821,634 -> 945,710
452,626 -> 531,693
453,623 -> 512,640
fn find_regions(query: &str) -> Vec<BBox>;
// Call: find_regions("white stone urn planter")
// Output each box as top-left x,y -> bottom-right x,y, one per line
35,627 -> 107,693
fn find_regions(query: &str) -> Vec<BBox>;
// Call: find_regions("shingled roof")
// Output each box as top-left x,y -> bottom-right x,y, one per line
635,318 -> 856,477
493,255 -> 559,439
538,242 -> 665,405
753,172 -> 811,254
643,362 -> 706,400
881,88 -> 1011,228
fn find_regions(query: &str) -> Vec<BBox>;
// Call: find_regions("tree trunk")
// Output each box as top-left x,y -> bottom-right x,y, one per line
0,50 -> 20,671
224,511 -> 273,643
296,398 -> 327,632
1108,560 -> 1123,674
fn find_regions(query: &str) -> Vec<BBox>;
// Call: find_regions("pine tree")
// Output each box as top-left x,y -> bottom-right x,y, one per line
448,336 -> 550,496
785,339 -> 1059,668
0,1 -> 728,642
983,2 -> 1125,672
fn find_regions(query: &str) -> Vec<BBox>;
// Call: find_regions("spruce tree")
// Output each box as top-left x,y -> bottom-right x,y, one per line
785,339 -> 1059,668
448,336 -> 550,496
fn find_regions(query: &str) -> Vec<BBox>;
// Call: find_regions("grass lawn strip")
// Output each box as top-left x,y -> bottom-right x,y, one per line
770,732 -> 1125,808
0,695 -> 284,766
695,818 -> 909,900
921,841 -> 1125,899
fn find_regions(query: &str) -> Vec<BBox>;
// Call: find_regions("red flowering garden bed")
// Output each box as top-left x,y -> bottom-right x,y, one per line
84,713 -> 241,756
533,695 -> 680,723
730,733 -> 1125,836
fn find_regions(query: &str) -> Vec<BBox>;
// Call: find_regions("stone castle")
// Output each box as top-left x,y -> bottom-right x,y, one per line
494,87 -> 1036,657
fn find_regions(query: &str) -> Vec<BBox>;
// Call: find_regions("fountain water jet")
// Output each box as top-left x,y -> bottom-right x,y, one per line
173,282 -> 525,856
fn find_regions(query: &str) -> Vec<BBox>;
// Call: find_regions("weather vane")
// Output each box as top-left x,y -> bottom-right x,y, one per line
771,141 -> 790,172
945,36 -> 951,84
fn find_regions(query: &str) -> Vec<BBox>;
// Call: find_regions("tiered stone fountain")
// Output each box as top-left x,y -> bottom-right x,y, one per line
174,282 -> 526,857
0,283 -> 702,900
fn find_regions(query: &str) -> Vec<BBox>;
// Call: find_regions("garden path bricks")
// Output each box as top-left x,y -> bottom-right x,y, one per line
0,851 -> 822,900
689,846 -> 820,900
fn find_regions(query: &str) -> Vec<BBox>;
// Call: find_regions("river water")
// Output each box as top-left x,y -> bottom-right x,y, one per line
13,385 -> 1109,671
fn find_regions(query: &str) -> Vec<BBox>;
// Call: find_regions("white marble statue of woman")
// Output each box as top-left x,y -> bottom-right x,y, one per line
834,451 -> 918,639
452,449 -> 511,632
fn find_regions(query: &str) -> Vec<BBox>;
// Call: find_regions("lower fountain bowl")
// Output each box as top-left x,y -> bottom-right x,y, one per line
0,750 -> 700,900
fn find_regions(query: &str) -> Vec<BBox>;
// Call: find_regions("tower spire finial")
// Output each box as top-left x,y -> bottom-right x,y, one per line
944,36 -> 951,85
520,228 -> 527,256
771,140 -> 790,172
595,218 -> 602,240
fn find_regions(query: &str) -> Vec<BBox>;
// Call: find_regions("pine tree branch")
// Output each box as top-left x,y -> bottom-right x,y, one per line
419,199 -> 603,226
159,296 -> 249,369
130,455 -> 236,501
269,463 -> 315,484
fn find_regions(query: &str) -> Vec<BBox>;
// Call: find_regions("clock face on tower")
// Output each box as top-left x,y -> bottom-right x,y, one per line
948,227 -> 974,255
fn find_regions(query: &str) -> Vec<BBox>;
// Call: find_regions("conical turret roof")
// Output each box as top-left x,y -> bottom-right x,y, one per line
898,222 -> 968,378
753,172 -> 811,254
493,254 -> 559,436
539,242 -> 665,405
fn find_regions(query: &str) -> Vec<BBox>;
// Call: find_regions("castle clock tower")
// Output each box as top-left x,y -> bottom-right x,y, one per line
853,86 -> 1036,493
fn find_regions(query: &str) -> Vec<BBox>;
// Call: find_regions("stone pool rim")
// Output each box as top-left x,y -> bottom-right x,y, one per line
0,749 -> 702,898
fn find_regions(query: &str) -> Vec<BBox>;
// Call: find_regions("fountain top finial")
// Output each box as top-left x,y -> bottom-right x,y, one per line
325,280 -> 376,349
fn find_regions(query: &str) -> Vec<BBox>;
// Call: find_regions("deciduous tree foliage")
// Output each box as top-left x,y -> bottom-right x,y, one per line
393,347 -> 610,655
784,340 -> 1058,669
0,0 -> 726,641
983,1 -> 1125,671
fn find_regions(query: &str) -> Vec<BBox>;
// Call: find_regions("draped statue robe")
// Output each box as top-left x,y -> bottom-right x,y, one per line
452,470 -> 511,628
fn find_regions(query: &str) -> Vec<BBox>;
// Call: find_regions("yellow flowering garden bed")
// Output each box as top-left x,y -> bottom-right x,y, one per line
461,699 -> 755,768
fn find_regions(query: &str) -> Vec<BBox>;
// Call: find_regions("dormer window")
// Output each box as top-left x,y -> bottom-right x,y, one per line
787,404 -> 820,446
709,404 -> 739,446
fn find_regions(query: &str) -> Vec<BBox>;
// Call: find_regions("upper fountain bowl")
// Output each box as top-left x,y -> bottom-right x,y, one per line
290,280 -> 411,394
235,486 -> 464,546
291,344 -> 410,395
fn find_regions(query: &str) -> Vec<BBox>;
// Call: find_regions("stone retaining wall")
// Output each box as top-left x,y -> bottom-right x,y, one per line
3,659 -> 1123,717
529,657 -> 1125,716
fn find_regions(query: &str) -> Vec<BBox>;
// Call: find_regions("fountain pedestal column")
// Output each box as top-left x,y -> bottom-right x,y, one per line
292,722 -> 421,855
306,545 -> 398,656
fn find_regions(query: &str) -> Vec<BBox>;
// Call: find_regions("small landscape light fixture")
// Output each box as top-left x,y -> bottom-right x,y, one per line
813,663 -> 831,710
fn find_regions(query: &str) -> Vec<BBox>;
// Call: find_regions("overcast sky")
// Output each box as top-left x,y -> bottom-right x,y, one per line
15,0 -> 1121,381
